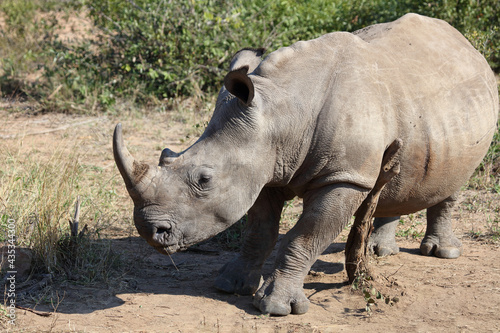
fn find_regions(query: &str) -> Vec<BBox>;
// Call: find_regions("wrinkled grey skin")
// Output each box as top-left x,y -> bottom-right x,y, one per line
113,14 -> 498,316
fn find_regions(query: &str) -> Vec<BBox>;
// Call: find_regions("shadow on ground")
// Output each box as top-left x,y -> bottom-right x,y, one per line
16,235 -> 432,317
18,238 -> 358,316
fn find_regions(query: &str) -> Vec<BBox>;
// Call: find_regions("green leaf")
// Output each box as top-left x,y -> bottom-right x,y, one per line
148,68 -> 159,80
203,11 -> 214,20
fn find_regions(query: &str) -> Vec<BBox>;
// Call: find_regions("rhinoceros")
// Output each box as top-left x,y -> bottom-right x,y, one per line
113,13 -> 498,315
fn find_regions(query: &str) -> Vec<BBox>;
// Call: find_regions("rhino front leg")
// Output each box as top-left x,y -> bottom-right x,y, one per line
253,184 -> 367,315
368,216 -> 401,257
420,192 -> 462,259
214,187 -> 285,295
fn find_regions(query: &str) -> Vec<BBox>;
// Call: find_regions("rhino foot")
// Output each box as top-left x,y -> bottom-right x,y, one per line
253,275 -> 309,316
422,194 -> 462,259
367,231 -> 400,257
420,235 -> 462,259
368,241 -> 400,257
214,257 -> 262,295
368,216 -> 400,257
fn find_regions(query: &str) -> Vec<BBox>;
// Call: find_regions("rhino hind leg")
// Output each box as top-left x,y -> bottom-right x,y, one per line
368,216 -> 401,257
420,192 -> 462,259
214,188 -> 285,295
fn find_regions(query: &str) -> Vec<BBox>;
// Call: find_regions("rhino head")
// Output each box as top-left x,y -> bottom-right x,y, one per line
113,49 -> 272,254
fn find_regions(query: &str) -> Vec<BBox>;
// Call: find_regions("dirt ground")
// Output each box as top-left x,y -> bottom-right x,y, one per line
1,106 -> 499,332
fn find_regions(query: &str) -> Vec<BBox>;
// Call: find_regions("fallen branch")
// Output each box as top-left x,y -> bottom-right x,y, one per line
345,138 -> 403,284
15,305 -> 52,317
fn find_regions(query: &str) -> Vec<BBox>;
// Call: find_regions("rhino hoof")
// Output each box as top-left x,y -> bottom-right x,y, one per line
370,244 -> 400,257
420,237 -> 462,259
253,294 -> 309,316
253,278 -> 310,316
420,243 -> 462,259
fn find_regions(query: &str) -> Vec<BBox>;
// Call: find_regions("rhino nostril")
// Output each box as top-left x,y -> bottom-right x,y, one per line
151,224 -> 173,245
156,226 -> 171,235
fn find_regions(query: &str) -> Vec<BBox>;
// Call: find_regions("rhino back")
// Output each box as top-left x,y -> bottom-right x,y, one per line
254,14 -> 498,214
353,13 -> 498,215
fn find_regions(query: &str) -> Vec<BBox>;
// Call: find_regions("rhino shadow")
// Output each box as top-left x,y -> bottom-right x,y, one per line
21,236 -> 257,315
27,237 -> 354,315
25,235 -> 425,315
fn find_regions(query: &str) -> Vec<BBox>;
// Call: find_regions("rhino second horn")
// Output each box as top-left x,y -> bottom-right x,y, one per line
113,123 -> 151,193
159,148 -> 180,166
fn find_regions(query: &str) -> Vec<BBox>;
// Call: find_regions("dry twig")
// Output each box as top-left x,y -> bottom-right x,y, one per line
16,305 -> 52,317
345,138 -> 403,284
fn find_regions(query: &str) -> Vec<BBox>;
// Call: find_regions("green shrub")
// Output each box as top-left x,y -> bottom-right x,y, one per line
0,0 -> 499,111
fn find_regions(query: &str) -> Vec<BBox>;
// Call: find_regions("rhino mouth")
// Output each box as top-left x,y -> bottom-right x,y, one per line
154,244 -> 184,255
149,226 -> 187,255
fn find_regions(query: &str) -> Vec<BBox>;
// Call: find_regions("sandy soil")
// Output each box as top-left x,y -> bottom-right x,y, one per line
1,107 -> 499,333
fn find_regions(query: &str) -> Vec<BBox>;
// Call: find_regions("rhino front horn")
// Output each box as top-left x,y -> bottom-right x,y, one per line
113,123 -> 152,198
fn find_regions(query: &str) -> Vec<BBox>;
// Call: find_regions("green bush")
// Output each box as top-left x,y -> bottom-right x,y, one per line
0,0 -> 499,111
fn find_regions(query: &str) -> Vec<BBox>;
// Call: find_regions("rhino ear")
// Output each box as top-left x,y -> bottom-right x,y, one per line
224,66 -> 254,106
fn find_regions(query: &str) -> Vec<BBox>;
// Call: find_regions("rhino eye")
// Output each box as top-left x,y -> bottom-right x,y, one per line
198,174 -> 212,185
189,166 -> 214,193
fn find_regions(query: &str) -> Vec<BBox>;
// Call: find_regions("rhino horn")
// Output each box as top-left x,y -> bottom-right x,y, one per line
113,123 -> 153,198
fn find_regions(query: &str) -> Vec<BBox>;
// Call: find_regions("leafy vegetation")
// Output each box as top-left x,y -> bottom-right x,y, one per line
351,271 -> 399,313
1,0 -> 499,112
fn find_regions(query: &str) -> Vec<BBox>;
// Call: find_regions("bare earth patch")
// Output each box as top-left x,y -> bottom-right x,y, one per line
1,109 -> 499,332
